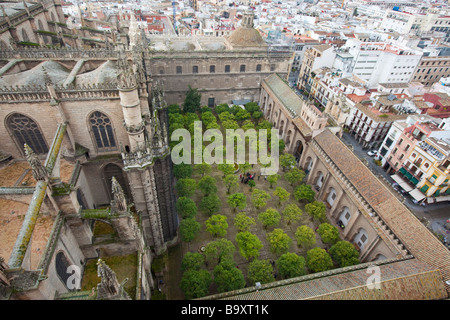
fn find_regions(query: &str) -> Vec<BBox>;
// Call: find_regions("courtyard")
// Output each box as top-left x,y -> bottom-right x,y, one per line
160,100 -> 359,299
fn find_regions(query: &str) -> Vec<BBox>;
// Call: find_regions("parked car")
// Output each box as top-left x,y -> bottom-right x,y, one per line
367,150 -> 378,157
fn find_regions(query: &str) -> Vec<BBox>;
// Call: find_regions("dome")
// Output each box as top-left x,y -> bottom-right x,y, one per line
227,27 -> 267,48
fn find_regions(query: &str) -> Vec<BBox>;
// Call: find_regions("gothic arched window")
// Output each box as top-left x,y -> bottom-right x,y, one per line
89,111 -> 117,152
55,251 -> 71,289
7,113 -> 49,155
21,29 -> 30,42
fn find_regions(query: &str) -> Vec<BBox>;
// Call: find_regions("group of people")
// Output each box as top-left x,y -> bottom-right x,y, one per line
240,172 -> 255,184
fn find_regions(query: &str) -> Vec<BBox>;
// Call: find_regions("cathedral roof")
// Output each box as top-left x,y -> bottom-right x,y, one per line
0,60 -> 69,88
75,60 -> 117,86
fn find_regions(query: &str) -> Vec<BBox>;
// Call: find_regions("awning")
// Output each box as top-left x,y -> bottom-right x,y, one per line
409,188 -> 426,202
391,174 -> 414,192
435,195 -> 450,203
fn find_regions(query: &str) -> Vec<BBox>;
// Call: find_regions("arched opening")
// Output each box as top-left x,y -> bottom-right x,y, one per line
373,254 -> 387,261
89,111 -> 117,152
326,187 -> 337,207
338,206 -> 351,227
304,156 -> 313,173
353,228 -> 369,251
286,130 -> 292,149
21,29 -> 30,42
77,188 -> 88,210
314,171 -> 324,190
6,113 -> 49,155
55,251 -> 72,289
279,120 -> 285,137
294,140 -> 303,163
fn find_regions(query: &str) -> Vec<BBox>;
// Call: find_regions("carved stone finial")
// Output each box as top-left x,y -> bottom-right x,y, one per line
96,259 -> 119,297
24,144 -> 47,181
116,54 -> 138,90
111,176 -> 127,213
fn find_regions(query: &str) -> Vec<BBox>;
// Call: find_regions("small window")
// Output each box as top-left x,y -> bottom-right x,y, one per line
210,65 -> 216,73
240,64 -> 246,72
176,66 -> 182,74
193,65 -> 198,74
225,65 -> 231,73
256,64 -> 262,72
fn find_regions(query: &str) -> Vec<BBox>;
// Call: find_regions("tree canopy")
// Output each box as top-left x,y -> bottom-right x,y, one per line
204,238 -> 236,266
284,168 -> 305,186
199,193 -> 221,215
251,188 -> 271,210
247,259 -> 275,285
317,223 -> 340,245
227,193 -> 247,212
205,214 -> 228,237
329,241 -> 360,267
235,231 -> 263,260
267,228 -> 292,255
181,252 -> 205,272
198,175 -> 218,196
295,225 -> 316,248
179,218 -> 201,242
183,86 -> 202,113
294,184 -> 316,203
273,186 -> 290,205
258,208 -> 281,229
175,197 -> 198,219
276,253 -> 306,279
180,269 -> 211,299
282,203 -> 303,225
306,247 -> 334,273
233,212 -> 256,232
213,259 -> 245,293
305,201 -> 327,222
175,178 -> 197,198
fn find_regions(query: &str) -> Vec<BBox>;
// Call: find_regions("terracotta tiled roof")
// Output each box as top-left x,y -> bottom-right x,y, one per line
262,74 -> 303,118
313,129 -> 450,295
200,258 -> 447,300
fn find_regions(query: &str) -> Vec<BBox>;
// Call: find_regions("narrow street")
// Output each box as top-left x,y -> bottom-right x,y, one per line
340,131 -> 450,246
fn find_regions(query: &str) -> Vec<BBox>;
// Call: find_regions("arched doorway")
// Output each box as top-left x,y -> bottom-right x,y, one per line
326,187 -> 337,207
293,140 -> 303,163
285,130 -> 292,150
353,228 -> 369,251
279,120 -> 285,138
314,171 -> 324,190
55,251 -> 72,289
338,206 -> 351,227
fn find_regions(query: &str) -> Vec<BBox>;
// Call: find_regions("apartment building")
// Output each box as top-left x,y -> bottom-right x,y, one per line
411,50 -> 450,87
400,136 -> 450,202
345,39 -> 422,89
297,44 -> 335,93
379,115 -> 442,174
381,9 -> 450,43
346,93 -> 409,150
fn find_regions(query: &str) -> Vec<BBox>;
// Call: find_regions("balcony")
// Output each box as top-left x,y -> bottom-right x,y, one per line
398,166 -> 422,186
